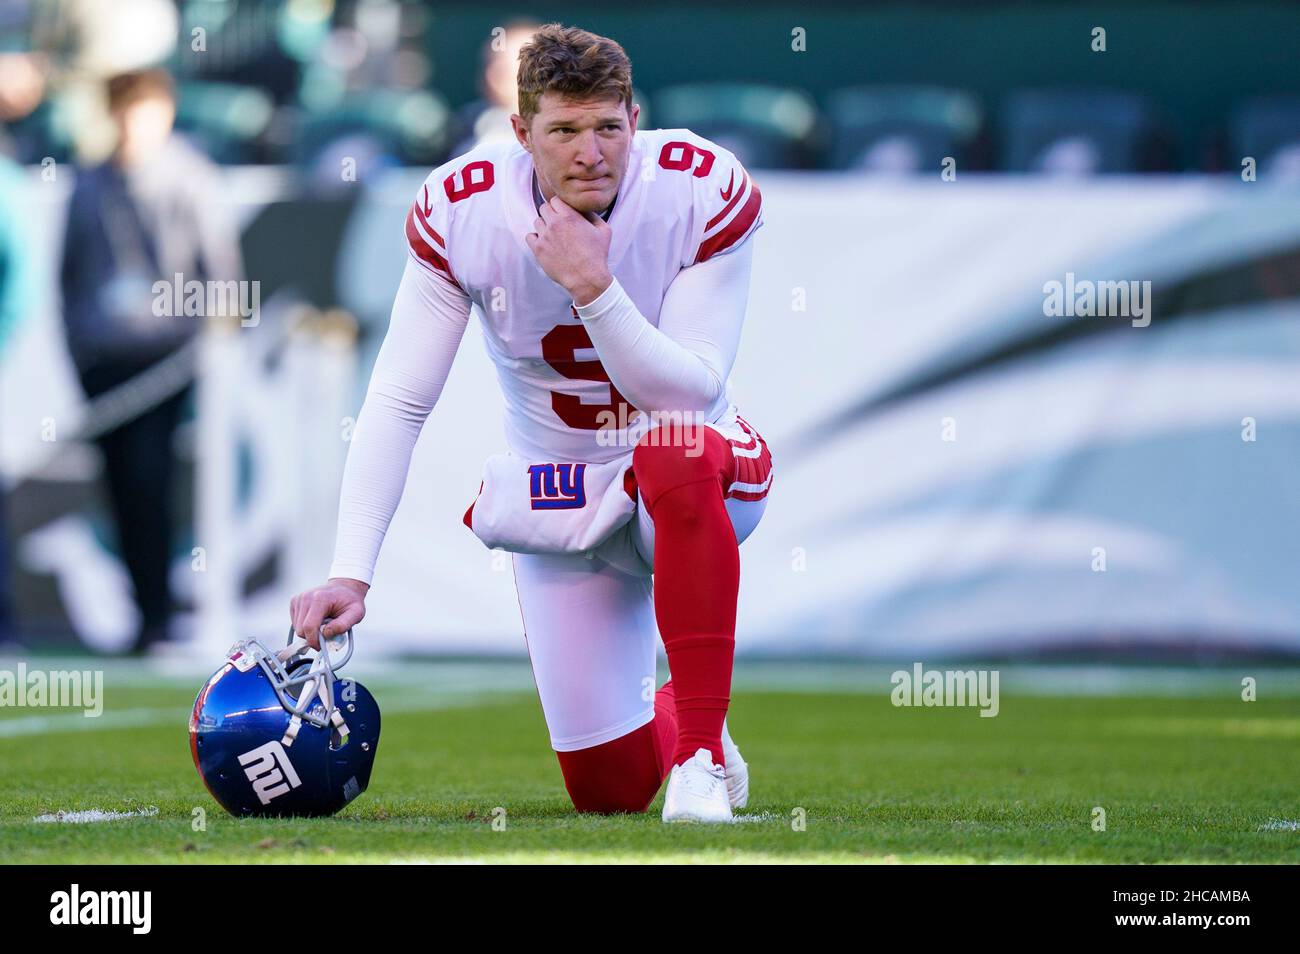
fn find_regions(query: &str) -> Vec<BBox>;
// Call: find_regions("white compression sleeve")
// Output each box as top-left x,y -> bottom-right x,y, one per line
327,259 -> 472,584
573,238 -> 754,416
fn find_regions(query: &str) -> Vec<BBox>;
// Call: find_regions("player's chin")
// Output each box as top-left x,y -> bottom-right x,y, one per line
562,180 -> 616,213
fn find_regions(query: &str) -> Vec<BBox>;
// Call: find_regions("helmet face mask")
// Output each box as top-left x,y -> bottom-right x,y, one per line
230,631 -> 354,736
190,629 -> 381,817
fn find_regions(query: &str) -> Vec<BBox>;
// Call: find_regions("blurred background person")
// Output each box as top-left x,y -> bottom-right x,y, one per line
283,0 -> 442,184
449,19 -> 542,154
0,4 -> 43,648
58,68 -> 242,654
0,154 -> 34,648
1,0 -> 178,163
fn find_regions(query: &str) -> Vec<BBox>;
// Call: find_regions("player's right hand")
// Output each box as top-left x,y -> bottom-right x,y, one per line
290,578 -> 369,649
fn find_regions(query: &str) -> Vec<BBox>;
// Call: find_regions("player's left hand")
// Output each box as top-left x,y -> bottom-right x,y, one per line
526,196 -> 613,306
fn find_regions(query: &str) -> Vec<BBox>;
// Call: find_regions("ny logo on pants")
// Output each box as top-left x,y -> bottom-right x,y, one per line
529,463 -> 587,510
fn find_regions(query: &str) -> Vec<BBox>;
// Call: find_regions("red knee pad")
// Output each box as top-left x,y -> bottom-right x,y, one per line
632,424 -> 733,511
555,721 -> 665,814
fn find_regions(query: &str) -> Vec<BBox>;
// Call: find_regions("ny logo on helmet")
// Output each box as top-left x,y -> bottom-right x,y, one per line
238,740 -> 303,805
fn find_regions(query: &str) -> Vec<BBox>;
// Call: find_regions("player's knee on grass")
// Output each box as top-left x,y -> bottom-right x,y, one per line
555,724 -> 664,814
632,424 -> 732,513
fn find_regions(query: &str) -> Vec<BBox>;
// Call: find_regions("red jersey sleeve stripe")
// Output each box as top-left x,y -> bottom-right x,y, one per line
405,207 -> 457,284
694,180 -> 762,263
704,170 -> 749,232
413,199 -> 447,250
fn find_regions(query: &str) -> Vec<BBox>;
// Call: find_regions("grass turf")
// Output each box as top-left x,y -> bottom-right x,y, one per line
1,681 -> 1299,864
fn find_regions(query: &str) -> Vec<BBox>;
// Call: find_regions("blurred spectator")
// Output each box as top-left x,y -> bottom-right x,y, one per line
0,155 -> 34,645
3,0 -> 177,163
174,0 -> 302,105
0,50 -> 46,122
59,69 -> 242,654
450,20 -> 541,154
294,0 -> 444,181
0,0 -> 48,158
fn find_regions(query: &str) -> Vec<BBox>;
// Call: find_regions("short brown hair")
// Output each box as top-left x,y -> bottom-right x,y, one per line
107,69 -> 175,114
516,24 -> 633,121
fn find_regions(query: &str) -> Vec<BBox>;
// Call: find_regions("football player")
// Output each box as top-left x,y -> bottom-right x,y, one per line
289,24 -> 773,823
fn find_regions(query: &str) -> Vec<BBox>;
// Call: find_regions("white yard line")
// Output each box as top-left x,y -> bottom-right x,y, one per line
1260,819 -> 1300,831
0,707 -> 177,737
34,807 -> 159,824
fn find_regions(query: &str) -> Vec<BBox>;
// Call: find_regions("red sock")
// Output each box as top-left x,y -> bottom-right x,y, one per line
633,427 -> 739,768
651,679 -> 678,776
556,723 -> 660,813
555,685 -> 678,814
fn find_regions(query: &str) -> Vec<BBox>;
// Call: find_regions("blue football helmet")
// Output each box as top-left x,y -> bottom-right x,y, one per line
189,628 -> 381,817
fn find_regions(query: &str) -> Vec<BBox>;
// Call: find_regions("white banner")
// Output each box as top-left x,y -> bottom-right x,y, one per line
6,170 -> 1300,656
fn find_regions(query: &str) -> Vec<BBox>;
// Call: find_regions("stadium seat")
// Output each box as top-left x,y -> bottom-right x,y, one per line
174,81 -> 275,164
825,85 -> 985,173
652,83 -> 822,169
1229,95 -> 1300,180
998,88 -> 1166,174
292,88 -> 452,171
172,0 -> 308,105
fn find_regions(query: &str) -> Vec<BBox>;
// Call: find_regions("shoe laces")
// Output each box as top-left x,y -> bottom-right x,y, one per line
677,752 -> 726,799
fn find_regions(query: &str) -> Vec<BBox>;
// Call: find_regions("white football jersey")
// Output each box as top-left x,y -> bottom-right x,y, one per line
402,127 -> 763,462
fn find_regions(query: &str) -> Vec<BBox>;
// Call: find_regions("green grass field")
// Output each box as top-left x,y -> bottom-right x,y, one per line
2,662 -> 1299,864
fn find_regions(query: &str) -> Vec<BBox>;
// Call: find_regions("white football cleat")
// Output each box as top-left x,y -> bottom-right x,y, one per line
721,720 -> 749,810
662,748 -> 733,824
